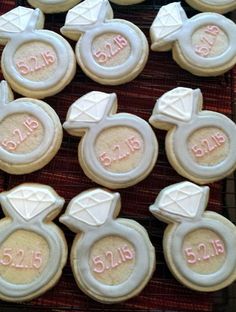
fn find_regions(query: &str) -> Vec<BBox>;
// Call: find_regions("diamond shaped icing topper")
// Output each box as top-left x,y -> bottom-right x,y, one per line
157,182 -> 204,219
157,87 -> 194,122
6,186 -> 56,221
68,189 -> 114,226
151,2 -> 183,40
67,91 -> 112,122
64,0 -> 105,26
0,7 -> 34,33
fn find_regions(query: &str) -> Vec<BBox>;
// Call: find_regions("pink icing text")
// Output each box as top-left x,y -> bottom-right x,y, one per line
191,132 -> 226,158
184,239 -> 225,265
194,25 -> 220,57
93,35 -> 128,64
16,51 -> 56,75
99,135 -> 142,167
92,245 -> 134,274
1,117 -> 39,151
0,248 -> 43,269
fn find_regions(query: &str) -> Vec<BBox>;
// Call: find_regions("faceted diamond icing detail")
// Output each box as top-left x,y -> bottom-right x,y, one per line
157,87 -> 194,121
0,7 -> 34,33
67,91 -> 111,122
65,0 -> 105,26
68,189 -> 114,226
7,186 -> 56,220
157,182 -> 204,218
151,2 -> 183,40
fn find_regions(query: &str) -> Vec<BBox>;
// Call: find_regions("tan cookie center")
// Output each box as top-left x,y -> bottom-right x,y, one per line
188,127 -> 229,166
14,41 -> 58,81
95,126 -> 144,173
183,228 -> 226,274
0,230 -> 50,284
89,235 -> 136,285
192,25 -> 228,58
0,113 -> 44,154
92,32 -> 131,67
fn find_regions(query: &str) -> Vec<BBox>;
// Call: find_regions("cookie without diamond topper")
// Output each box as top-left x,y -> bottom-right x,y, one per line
149,87 -> 236,184
61,0 -> 148,85
185,0 -> 236,14
0,184 -> 67,302
27,0 -> 82,13
110,0 -> 145,4
0,6 -> 76,99
150,181 -> 236,292
60,189 -> 155,303
0,81 -> 62,174
150,2 -> 236,76
63,91 -> 158,189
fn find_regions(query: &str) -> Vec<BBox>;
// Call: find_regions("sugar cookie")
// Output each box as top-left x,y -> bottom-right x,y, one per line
149,87 -> 236,184
0,6 -> 76,99
64,91 -> 158,189
0,81 -> 62,175
185,0 -> 236,14
27,0 -> 82,13
0,183 -> 67,301
150,2 -> 236,76
150,181 -> 236,292
60,188 -> 155,303
61,0 -> 148,85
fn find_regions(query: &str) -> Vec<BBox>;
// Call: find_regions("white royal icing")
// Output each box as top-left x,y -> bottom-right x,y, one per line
65,0 -> 104,26
157,87 -> 194,122
67,189 -> 114,226
0,7 -> 34,33
67,91 -> 112,122
150,3 -> 185,41
6,186 -> 56,221
156,182 -> 205,219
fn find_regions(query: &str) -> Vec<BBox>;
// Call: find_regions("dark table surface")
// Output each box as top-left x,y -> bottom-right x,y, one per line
0,0 -> 235,311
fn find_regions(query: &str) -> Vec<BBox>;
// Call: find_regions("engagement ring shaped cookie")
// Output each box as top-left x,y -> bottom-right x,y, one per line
27,0 -> 82,13
0,7 -> 76,98
0,184 -> 67,301
150,182 -> 236,292
185,0 -> 236,14
0,81 -> 62,174
60,189 -> 155,303
64,91 -> 158,189
61,0 -> 149,85
149,87 -> 236,184
150,2 -> 236,76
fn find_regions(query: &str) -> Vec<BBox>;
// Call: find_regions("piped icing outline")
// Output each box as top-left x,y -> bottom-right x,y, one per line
60,188 -> 155,303
64,91 -> 158,189
27,0 -> 82,14
149,87 -> 236,184
0,6 -> 76,98
0,183 -> 67,301
150,2 -> 236,76
61,0 -> 148,85
150,181 -> 236,291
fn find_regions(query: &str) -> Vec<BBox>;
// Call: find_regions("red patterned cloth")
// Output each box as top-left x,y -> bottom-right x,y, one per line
0,1 -> 235,311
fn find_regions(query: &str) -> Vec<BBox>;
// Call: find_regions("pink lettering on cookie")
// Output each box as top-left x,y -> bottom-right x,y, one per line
184,239 -> 225,265
92,245 -> 134,274
93,35 -> 128,64
0,248 -> 43,269
16,51 -> 56,75
1,117 -> 39,151
99,135 -> 142,167
191,132 -> 226,158
194,25 -> 220,57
